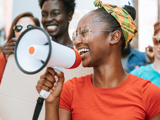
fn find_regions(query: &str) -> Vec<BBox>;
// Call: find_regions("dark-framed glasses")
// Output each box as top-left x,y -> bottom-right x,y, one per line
72,25 -> 114,43
152,36 -> 160,46
13,24 -> 34,32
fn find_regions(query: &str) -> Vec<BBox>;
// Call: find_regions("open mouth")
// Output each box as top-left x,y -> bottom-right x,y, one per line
78,48 -> 89,56
46,25 -> 58,31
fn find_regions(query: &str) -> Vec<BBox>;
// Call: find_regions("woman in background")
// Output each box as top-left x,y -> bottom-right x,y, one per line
38,0 -> 75,46
0,12 -> 40,83
131,21 -> 160,87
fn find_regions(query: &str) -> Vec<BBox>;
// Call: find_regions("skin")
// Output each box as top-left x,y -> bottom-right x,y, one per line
152,31 -> 160,73
36,9 -> 160,120
41,0 -> 73,46
145,45 -> 154,63
2,17 -> 36,61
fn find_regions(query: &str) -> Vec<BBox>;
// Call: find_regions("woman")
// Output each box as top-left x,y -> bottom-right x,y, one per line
0,12 -> 40,82
36,0 -> 160,119
131,21 -> 160,87
38,0 -> 75,46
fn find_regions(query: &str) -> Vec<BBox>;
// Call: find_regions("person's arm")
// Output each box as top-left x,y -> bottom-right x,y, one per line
143,83 -> 160,120
45,98 -> 71,120
36,67 -> 71,120
150,112 -> 160,120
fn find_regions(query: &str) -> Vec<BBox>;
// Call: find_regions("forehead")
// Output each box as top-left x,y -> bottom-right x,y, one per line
42,0 -> 65,11
77,12 -> 108,30
16,17 -> 35,25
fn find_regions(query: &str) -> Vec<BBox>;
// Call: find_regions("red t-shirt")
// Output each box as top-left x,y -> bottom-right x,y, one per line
60,74 -> 160,120
0,53 -> 6,83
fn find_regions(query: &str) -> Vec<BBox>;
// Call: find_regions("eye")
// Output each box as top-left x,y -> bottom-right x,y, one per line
81,29 -> 89,37
14,25 -> 23,32
51,12 -> 60,16
42,12 -> 47,18
27,25 -> 33,29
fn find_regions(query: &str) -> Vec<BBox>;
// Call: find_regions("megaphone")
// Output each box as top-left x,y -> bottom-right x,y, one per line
14,26 -> 81,98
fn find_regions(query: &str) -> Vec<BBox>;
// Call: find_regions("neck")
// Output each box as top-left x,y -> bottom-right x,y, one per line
92,56 -> 128,88
153,58 -> 160,73
51,30 -> 73,46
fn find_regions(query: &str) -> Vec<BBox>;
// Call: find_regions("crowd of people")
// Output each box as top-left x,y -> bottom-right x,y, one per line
0,0 -> 160,119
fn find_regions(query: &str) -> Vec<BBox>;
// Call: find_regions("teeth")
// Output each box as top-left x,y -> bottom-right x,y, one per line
47,26 -> 57,30
78,48 -> 89,54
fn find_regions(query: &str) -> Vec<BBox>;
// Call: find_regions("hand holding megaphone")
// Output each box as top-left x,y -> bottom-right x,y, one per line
14,26 -> 81,99
36,67 -> 65,103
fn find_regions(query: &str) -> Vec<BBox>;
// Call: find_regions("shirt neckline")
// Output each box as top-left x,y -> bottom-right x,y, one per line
87,74 -> 132,94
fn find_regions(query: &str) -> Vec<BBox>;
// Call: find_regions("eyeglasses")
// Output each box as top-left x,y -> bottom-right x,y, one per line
13,24 -> 34,32
152,36 -> 160,46
72,25 -> 114,43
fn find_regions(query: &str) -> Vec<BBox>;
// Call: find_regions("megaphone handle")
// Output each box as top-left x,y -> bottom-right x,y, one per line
40,90 -> 51,99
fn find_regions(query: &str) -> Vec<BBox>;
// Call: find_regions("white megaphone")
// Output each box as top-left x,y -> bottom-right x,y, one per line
14,26 -> 81,98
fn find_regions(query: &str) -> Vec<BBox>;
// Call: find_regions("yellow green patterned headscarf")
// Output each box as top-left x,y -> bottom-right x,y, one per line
94,0 -> 137,46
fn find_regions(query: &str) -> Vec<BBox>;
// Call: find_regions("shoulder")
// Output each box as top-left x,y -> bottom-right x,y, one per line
131,48 -> 145,55
63,74 -> 91,90
129,74 -> 151,85
129,74 -> 160,97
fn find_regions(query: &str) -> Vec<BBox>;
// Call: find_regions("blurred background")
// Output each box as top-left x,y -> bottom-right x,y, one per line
0,0 -> 159,52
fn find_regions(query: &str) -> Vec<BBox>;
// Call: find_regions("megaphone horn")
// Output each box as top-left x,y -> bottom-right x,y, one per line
14,26 -> 81,99
14,26 -> 81,74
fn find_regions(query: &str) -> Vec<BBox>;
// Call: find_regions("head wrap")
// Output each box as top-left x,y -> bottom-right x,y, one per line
94,0 -> 137,46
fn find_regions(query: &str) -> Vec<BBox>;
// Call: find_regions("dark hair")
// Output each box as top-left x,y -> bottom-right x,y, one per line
153,21 -> 160,36
38,0 -> 76,14
93,8 -> 125,50
122,5 -> 136,21
7,12 -> 40,43
93,5 -> 136,51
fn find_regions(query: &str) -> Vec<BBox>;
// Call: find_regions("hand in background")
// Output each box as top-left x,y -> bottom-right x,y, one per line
2,38 -> 17,61
145,45 -> 154,63
36,67 -> 65,103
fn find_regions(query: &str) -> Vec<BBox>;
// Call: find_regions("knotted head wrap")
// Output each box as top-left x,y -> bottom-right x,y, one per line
94,0 -> 137,46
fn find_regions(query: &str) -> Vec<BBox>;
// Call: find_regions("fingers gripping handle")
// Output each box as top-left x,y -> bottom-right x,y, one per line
40,90 -> 51,99
40,67 -> 63,99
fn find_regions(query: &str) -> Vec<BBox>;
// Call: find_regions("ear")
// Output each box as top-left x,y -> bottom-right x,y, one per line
68,11 -> 73,22
109,30 -> 122,45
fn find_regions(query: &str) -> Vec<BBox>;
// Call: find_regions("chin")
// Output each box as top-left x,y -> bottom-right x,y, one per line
82,61 -> 93,68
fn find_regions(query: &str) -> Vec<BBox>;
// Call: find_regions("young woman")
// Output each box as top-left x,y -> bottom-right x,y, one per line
131,21 -> 160,87
38,0 -> 75,46
36,0 -> 160,119
0,12 -> 40,82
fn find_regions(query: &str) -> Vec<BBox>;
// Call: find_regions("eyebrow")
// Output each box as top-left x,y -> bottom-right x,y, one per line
42,9 -> 61,13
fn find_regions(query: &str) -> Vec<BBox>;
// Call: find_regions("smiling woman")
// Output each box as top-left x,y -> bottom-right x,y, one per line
38,0 -> 75,46
36,0 -> 160,120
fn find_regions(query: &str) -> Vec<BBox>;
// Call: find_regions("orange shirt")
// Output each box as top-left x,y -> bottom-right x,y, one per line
60,74 -> 160,120
0,53 -> 6,83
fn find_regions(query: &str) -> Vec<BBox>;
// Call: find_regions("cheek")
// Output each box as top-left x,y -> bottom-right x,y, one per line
15,32 -> 22,38
56,15 -> 67,24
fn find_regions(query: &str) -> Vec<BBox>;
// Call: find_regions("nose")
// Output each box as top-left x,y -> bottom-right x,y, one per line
45,15 -> 53,22
73,36 -> 83,46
